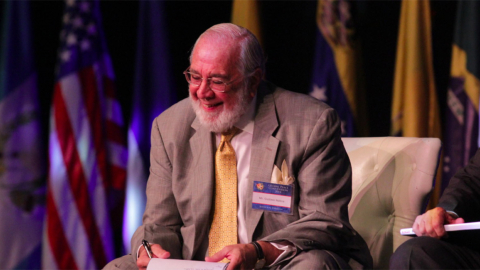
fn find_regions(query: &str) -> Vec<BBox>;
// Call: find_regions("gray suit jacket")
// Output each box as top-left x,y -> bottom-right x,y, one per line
131,82 -> 372,268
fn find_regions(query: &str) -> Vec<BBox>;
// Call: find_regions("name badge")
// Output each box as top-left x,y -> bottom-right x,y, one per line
252,181 -> 293,214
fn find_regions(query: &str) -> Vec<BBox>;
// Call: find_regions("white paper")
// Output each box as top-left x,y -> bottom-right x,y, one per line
400,221 -> 480,235
146,258 -> 227,270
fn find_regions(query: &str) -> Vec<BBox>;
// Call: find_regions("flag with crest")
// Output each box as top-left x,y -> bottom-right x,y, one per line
0,1 -> 46,268
310,0 -> 366,137
442,1 -> 480,191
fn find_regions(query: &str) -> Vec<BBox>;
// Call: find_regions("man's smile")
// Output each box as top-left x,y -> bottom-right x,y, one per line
202,102 -> 223,110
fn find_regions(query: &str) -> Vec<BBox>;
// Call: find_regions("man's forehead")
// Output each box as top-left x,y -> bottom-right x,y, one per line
193,35 -> 240,59
190,36 -> 240,76
189,67 -> 229,79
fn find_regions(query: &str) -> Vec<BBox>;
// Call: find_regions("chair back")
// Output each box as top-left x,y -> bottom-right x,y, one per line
342,137 -> 441,269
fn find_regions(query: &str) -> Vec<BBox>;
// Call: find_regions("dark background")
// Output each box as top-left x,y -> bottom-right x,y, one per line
3,0 -> 457,137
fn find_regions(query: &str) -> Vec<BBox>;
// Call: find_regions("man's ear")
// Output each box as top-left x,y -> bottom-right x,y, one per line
249,68 -> 263,98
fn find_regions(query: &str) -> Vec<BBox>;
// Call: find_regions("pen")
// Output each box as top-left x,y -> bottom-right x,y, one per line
142,239 -> 153,259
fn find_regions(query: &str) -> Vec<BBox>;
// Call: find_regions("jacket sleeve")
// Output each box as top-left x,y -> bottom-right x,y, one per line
130,116 -> 183,260
438,149 -> 480,222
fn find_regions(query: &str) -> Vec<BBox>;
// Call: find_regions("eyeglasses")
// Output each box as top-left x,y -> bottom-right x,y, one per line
183,67 -> 240,93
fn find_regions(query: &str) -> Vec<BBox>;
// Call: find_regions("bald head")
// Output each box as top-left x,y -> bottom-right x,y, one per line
190,23 -> 265,78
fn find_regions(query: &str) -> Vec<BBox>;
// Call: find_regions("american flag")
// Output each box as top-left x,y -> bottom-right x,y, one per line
43,0 -> 127,269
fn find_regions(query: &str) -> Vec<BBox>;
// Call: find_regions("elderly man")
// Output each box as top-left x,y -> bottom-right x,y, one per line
105,23 -> 371,270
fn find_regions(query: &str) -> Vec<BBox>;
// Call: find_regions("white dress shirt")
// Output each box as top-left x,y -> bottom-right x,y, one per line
215,95 -> 256,245
214,96 -> 295,264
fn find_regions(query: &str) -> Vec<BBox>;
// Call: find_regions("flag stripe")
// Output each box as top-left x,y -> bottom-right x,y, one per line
58,74 -> 113,254
53,84 -> 108,267
103,76 -> 116,99
106,120 -> 126,145
111,164 -> 128,190
46,186 -> 78,270
48,109 -> 97,270
106,98 -> 125,126
108,141 -> 128,167
78,67 -> 110,191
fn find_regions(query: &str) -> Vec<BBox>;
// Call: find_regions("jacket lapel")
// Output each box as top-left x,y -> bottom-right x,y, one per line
190,117 -> 215,256
246,84 -> 280,241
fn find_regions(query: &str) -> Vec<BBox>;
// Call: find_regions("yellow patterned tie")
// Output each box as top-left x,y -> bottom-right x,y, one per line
208,127 -> 239,260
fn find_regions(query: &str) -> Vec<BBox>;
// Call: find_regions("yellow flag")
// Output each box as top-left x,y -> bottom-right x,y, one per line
391,0 -> 441,138
231,0 -> 262,44
390,0 -> 442,206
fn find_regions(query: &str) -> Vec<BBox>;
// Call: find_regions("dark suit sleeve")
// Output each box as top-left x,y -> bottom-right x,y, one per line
261,108 -> 369,266
130,116 -> 183,260
438,149 -> 480,222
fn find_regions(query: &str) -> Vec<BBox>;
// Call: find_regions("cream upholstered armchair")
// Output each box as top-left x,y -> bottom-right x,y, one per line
342,137 -> 441,269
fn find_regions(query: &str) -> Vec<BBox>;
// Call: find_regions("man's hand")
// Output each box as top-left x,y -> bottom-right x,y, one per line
136,243 -> 170,270
205,242 -> 282,270
412,207 -> 465,238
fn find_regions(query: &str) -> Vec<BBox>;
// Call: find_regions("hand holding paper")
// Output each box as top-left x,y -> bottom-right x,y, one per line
147,259 -> 227,270
137,243 -> 170,270
205,242 -> 282,270
205,243 -> 257,270
412,207 -> 465,238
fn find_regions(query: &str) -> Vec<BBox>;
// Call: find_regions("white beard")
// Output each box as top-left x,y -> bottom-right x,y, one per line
190,86 -> 250,133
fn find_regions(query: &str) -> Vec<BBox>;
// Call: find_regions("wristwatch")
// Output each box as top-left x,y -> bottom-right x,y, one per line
251,241 -> 266,269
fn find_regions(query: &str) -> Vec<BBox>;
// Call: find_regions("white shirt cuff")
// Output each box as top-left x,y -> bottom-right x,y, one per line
268,241 -> 296,266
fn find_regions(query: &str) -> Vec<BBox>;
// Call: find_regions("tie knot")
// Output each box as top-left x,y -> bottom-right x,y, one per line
221,127 -> 239,143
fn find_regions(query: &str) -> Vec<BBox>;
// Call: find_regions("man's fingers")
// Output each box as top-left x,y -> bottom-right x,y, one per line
411,207 -> 464,239
413,215 -> 425,236
226,258 -> 240,270
137,243 -> 170,270
136,249 -> 151,270
452,217 -> 465,224
431,213 -> 447,237
445,212 -> 465,225
413,208 -> 447,238
137,258 -> 149,270
205,249 -> 227,262
151,244 -> 170,259
424,220 -> 438,237
418,207 -> 448,238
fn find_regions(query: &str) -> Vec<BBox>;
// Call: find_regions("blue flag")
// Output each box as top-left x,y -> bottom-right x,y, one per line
0,1 -> 45,269
309,0 -> 365,137
124,0 -> 177,251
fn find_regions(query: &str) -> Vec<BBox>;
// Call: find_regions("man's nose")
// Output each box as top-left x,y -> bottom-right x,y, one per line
196,80 -> 214,99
